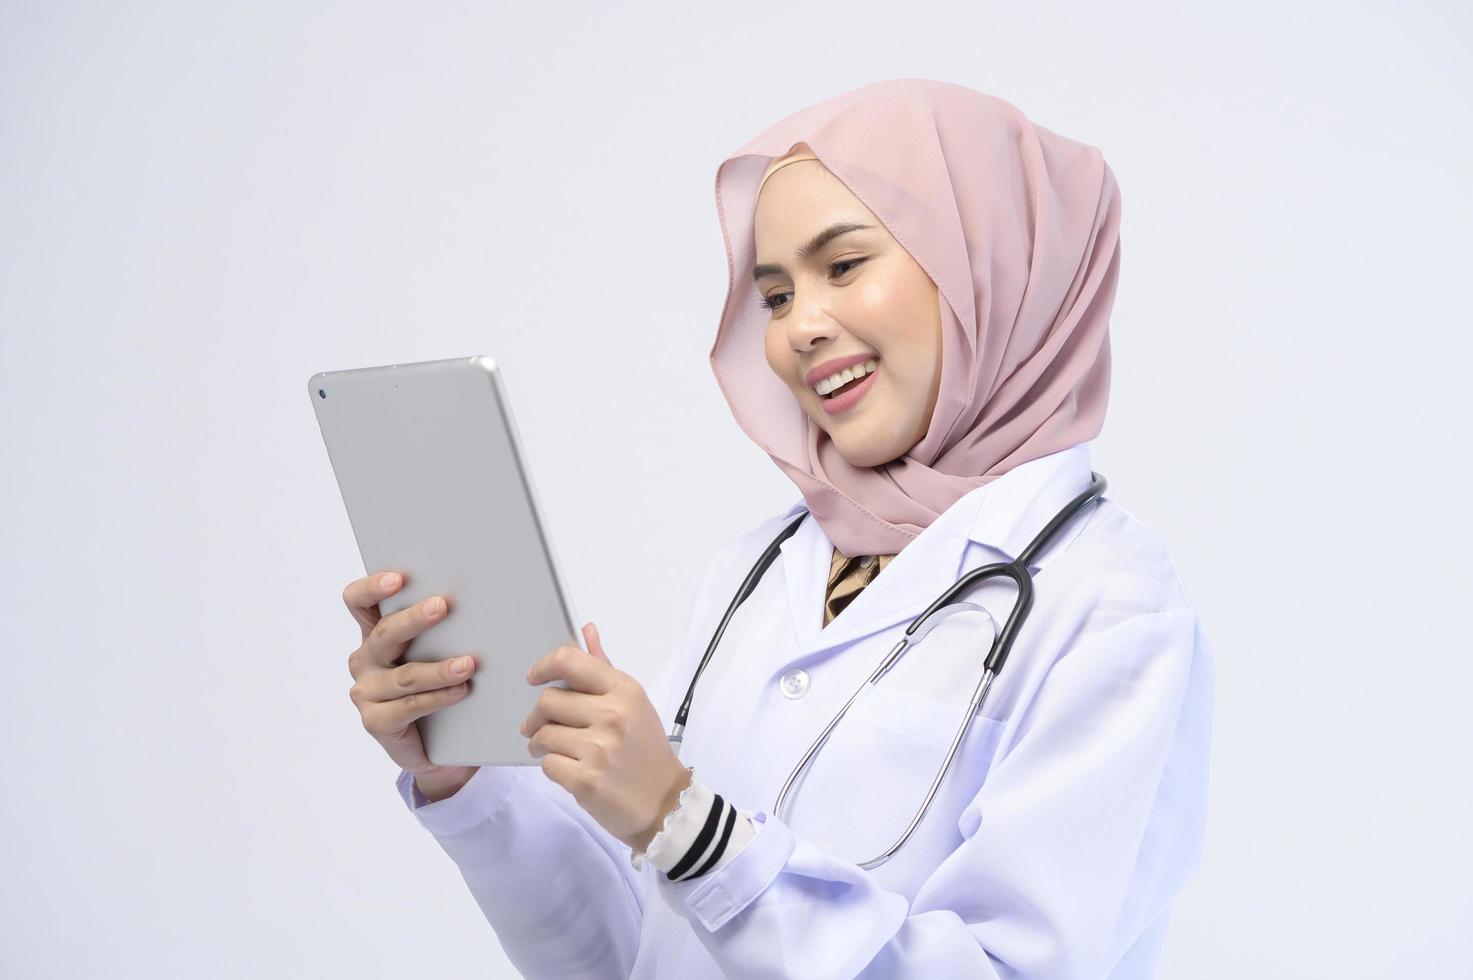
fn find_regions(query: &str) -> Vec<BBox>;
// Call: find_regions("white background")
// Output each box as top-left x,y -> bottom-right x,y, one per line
3,1 -> 1468,976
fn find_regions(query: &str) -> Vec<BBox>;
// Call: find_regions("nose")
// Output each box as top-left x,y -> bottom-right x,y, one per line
785,299 -> 840,354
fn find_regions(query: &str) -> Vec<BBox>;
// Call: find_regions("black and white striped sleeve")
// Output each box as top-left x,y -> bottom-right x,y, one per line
629,771 -> 756,881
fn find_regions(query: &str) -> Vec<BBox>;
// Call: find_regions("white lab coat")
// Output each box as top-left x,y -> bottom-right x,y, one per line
395,440 -> 1214,979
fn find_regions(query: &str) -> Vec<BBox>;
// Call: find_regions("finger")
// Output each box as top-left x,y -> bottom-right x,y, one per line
526,722 -> 590,761
527,644 -> 616,694
356,654 -> 477,707
519,684 -> 602,737
538,750 -> 578,793
343,571 -> 404,638
360,678 -> 472,737
361,594 -> 451,669
583,622 -> 611,664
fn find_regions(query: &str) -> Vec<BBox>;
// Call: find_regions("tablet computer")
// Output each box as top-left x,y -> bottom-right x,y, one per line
307,355 -> 580,767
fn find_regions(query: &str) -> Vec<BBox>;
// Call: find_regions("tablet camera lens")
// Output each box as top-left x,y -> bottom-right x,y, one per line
318,388 -> 327,399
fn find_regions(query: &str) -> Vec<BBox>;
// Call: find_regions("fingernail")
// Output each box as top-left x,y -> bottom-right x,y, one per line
452,656 -> 471,674
381,573 -> 400,591
423,596 -> 443,616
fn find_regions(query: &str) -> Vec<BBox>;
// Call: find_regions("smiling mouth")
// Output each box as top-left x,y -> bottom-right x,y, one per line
812,357 -> 880,398
817,365 -> 878,415
823,374 -> 870,399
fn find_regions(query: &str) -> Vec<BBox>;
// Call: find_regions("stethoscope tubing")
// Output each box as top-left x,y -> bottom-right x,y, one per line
671,472 -> 1107,869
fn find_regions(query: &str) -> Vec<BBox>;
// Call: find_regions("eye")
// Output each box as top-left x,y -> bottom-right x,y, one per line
757,258 -> 867,312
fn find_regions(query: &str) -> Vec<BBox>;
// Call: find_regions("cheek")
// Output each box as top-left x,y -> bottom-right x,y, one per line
856,277 -> 903,317
870,288 -> 940,419
762,325 -> 784,376
882,362 -> 927,422
764,327 -> 810,402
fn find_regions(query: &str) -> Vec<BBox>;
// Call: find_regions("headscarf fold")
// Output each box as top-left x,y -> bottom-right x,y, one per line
709,78 -> 1120,556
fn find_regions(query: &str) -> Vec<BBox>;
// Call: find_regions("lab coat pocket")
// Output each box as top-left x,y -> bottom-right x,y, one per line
858,685 -> 1009,811
857,685 -> 968,749
779,683 -> 970,867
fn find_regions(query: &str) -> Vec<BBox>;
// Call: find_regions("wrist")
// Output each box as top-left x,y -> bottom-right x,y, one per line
413,765 -> 476,804
634,765 -> 693,852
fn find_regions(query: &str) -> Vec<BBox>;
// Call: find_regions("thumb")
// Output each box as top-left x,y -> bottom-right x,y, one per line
582,621 -> 611,664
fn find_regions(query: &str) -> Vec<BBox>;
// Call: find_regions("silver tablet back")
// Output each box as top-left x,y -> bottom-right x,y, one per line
308,355 -> 580,767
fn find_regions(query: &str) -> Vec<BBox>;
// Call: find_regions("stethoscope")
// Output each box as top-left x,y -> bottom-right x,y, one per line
668,472 -> 1107,869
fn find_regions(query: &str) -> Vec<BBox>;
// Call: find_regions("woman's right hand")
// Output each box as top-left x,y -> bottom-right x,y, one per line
344,570 -> 480,803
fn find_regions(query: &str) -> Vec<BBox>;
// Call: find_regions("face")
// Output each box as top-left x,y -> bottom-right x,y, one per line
754,147 -> 943,469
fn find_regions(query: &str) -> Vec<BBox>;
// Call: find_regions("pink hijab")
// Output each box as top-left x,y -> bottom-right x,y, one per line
709,78 -> 1120,557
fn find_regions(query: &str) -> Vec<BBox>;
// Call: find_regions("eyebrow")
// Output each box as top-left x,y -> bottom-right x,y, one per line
752,222 -> 874,281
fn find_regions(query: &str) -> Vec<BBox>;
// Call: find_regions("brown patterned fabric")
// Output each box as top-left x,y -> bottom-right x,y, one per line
824,546 -> 897,627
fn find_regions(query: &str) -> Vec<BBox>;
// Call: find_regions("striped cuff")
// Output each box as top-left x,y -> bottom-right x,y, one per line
630,772 -> 755,881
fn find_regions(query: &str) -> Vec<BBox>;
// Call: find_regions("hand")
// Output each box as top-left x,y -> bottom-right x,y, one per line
522,622 -> 691,852
343,570 -> 480,803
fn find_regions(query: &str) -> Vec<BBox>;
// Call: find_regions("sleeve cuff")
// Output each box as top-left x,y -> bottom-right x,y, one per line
394,766 -> 523,837
630,774 -> 756,881
655,809 -> 796,932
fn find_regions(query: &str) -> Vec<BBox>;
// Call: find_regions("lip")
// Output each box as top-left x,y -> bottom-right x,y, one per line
804,352 -> 877,388
819,365 -> 878,415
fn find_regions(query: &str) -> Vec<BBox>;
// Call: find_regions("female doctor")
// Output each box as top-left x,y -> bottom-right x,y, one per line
342,79 -> 1214,979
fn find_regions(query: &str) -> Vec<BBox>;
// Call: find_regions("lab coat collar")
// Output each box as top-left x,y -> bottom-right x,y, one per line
771,442 -> 1097,672
966,442 -> 1096,563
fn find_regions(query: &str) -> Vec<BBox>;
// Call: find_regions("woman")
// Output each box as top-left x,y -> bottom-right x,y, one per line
344,78 -> 1214,979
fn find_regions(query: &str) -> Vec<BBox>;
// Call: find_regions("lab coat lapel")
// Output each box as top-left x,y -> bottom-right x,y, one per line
777,495 -> 975,661
769,443 -> 1097,676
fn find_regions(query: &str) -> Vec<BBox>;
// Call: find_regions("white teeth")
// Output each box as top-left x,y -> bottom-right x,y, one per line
814,359 -> 878,396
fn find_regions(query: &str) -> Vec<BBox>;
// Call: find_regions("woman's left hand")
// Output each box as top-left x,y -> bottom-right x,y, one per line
521,622 -> 692,853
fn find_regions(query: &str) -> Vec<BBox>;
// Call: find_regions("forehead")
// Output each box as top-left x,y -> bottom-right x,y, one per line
754,164 -> 872,246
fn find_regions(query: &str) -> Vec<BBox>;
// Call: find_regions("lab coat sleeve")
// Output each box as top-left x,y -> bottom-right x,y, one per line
387,525 -> 760,979
651,607 -> 1214,980
393,762 -> 644,980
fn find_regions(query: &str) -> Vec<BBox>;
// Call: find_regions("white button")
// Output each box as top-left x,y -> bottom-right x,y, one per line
780,668 -> 810,699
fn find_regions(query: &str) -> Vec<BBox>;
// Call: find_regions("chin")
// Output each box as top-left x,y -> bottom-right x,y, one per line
833,441 -> 902,468
804,405 -> 908,467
